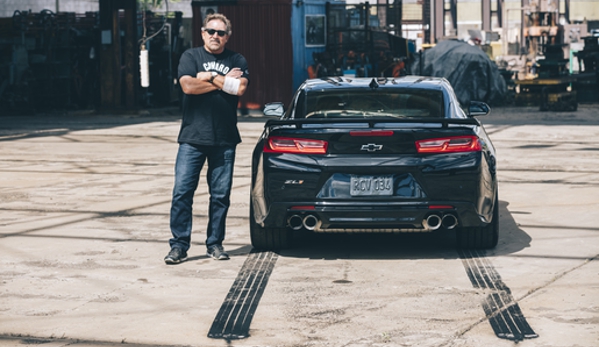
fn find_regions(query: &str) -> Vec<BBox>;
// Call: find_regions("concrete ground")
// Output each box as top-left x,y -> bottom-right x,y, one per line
0,104 -> 598,347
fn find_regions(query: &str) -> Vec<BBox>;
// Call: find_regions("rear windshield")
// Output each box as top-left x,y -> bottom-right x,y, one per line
300,89 -> 444,119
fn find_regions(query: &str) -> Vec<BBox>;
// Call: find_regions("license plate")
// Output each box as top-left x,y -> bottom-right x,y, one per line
350,175 -> 393,196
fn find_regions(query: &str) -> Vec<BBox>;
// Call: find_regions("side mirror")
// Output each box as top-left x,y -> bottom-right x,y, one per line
263,102 -> 285,118
468,101 -> 490,116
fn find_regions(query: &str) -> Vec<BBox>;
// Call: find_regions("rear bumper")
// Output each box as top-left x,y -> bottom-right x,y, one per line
257,200 -> 487,233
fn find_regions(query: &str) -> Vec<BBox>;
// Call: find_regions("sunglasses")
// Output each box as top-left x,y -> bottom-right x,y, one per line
202,28 -> 228,37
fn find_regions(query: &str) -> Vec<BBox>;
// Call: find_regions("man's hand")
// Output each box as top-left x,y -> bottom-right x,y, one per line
226,68 -> 244,79
196,71 -> 211,81
222,67 -> 248,96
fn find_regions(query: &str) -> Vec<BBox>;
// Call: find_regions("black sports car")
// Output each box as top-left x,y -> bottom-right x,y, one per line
250,76 -> 498,250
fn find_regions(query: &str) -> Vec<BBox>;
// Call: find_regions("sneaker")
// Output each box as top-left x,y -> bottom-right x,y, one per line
207,245 -> 229,260
164,247 -> 187,264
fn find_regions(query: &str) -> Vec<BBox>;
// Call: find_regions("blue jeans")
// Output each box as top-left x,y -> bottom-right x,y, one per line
169,143 -> 236,252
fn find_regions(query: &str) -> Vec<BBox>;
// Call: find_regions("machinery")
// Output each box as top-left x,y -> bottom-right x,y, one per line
0,10 -> 100,112
513,1 -> 578,111
0,9 -> 185,114
310,2 -> 411,79
573,35 -> 599,103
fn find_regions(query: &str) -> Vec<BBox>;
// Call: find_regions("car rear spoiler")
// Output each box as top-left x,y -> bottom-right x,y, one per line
265,117 -> 480,129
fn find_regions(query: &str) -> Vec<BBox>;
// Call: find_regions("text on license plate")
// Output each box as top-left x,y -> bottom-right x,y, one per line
350,175 -> 393,196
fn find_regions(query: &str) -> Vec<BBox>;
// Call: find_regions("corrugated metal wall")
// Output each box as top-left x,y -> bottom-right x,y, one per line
192,0 -> 294,109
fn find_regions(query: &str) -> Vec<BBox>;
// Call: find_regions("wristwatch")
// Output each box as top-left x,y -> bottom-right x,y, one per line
209,71 -> 218,83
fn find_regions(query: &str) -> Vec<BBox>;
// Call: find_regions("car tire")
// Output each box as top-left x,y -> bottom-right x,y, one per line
249,204 -> 293,251
457,196 -> 499,249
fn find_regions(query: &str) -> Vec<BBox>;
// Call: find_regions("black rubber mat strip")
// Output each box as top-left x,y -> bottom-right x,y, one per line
459,249 -> 538,341
208,250 -> 278,340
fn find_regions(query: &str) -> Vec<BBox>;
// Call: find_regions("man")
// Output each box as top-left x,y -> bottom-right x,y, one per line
164,13 -> 249,264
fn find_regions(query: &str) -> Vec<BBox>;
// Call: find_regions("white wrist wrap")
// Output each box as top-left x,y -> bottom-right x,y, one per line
222,76 -> 240,95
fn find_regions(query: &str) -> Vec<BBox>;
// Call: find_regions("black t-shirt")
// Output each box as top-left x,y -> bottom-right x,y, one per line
177,47 -> 250,146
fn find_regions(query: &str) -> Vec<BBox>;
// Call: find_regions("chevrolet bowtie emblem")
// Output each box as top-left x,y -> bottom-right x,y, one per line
361,143 -> 383,152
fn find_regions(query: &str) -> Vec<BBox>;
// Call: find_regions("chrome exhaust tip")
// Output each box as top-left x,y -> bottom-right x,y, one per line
288,215 -> 303,230
424,214 -> 442,231
442,214 -> 458,230
302,214 -> 319,231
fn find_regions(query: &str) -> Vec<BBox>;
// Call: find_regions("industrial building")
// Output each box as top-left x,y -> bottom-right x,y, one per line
0,0 -> 597,114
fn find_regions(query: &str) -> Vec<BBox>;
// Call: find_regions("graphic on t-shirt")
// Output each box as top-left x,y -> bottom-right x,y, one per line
203,61 -> 230,74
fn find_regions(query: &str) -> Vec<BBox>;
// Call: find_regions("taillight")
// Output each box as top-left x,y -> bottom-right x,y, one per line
415,136 -> 481,153
264,136 -> 328,154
